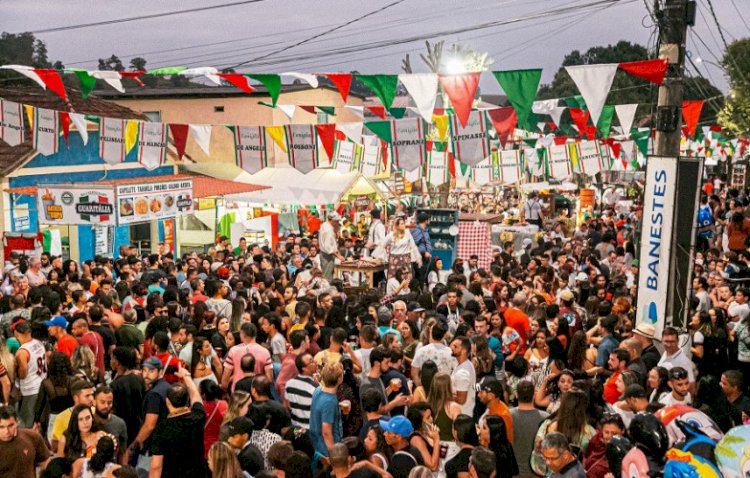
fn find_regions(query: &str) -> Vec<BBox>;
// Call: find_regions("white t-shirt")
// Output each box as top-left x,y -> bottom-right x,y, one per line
658,349 -> 695,383
729,302 -> 750,322
659,391 -> 692,406
451,359 -> 476,416
412,343 -> 456,374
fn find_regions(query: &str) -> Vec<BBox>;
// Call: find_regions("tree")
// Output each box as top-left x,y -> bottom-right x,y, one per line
129,57 -> 147,71
0,32 -> 64,85
718,38 -> 750,137
98,54 -> 124,72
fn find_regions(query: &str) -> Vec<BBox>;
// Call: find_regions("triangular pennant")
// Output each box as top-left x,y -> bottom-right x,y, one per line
364,120 -> 393,144
532,98 -> 559,115
356,74 -> 399,111
438,72 -> 481,128
69,112 -> 89,146
486,107 -> 517,148
120,70 -> 145,86
568,108 -> 591,135
584,125 -> 597,140
614,104 -> 638,139
492,69 -> 542,129
553,136 -> 569,145
147,66 -> 188,75
299,105 -> 317,114
536,122 -> 547,133
618,58 -> 668,85
565,63 -> 618,124
324,73 -> 353,103
317,106 -> 336,116
0,65 -> 46,89
281,72 -> 319,88
32,69 -> 67,101
682,100 -> 704,138
70,70 -> 97,99
433,114 -> 449,141
337,122 -> 363,143
59,111 -> 71,147
316,124 -> 337,161
248,74 -> 281,106
278,104 -> 296,120
596,105 -> 615,139
217,73 -> 255,94
398,73 -> 439,122
365,105 -> 386,119
344,105 -> 365,118
390,108 -> 406,119
188,124 -> 212,156
91,70 -> 124,93
265,126 -> 288,153
169,124 -> 190,160
181,67 -> 222,85
549,106 -> 567,127
124,120 -> 139,155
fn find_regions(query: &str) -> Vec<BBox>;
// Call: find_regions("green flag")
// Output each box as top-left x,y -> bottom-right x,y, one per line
597,105 -> 615,139
357,75 -> 399,111
316,106 -> 336,116
66,69 -> 97,99
523,138 -> 538,148
364,120 -> 392,144
635,137 -> 649,157
390,107 -> 406,119
524,111 -> 539,131
248,74 -> 281,106
147,66 -> 187,75
492,69 -> 542,129
565,95 -> 587,111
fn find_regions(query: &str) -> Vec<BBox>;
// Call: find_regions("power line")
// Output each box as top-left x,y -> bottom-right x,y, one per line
703,0 -> 731,48
729,0 -> 750,32
27,0 -> 267,34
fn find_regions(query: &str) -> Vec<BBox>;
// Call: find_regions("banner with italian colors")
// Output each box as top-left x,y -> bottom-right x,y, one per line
391,118 -> 427,172
547,144 -> 572,179
285,124 -> 318,174
450,110 -> 490,166
497,149 -> 522,184
0,99 -> 24,146
137,122 -> 168,171
99,117 -> 127,165
33,107 -> 59,156
234,125 -> 267,174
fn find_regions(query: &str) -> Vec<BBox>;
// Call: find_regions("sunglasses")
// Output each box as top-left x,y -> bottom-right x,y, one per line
669,370 -> 688,380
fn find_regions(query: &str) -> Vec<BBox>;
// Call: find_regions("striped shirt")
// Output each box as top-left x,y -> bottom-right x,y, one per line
285,375 -> 318,429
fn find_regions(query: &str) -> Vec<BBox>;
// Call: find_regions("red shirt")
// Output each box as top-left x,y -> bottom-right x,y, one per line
504,308 -> 531,354
56,334 -> 79,358
154,352 -> 185,384
78,331 -> 105,380
604,370 -> 623,404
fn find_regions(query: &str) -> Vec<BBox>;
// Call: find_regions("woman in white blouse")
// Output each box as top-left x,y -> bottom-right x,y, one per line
379,216 -> 421,278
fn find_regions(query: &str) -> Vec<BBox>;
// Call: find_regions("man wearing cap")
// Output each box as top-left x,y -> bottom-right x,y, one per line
632,323 -> 660,371
128,357 -> 170,468
477,376 -> 513,443
319,212 -> 345,281
380,415 -> 423,478
558,290 -> 581,335
622,384 -> 649,421
45,316 -> 78,359
221,416 -> 264,477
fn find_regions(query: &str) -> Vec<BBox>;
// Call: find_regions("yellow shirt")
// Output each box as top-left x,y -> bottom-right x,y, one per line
314,349 -> 341,367
51,407 -> 73,442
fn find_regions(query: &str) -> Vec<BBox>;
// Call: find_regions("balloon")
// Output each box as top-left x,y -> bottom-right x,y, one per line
622,447 -> 651,478
664,448 -> 721,478
655,405 -> 724,445
605,435 -> 632,474
629,412 -> 669,462
716,424 -> 750,478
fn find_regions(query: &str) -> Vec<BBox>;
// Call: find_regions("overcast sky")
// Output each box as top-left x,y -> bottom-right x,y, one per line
4,0 -> 749,94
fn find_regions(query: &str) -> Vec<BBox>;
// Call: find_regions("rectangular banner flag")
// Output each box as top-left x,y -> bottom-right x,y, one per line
548,144 -> 572,178
392,118 -> 427,172
450,110 -> 490,166
332,139 -> 360,173
524,148 -> 545,178
137,122 -> 168,171
1,99 -> 25,146
99,117 -> 127,165
234,125 -> 267,174
33,107 -> 59,156
359,137 -> 385,178
285,124 -> 317,174
498,150 -> 522,184
578,140 -> 605,176
472,155 -> 496,186
426,149 -> 449,186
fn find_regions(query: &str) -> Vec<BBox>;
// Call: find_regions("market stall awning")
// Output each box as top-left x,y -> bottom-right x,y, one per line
5,173 -> 269,198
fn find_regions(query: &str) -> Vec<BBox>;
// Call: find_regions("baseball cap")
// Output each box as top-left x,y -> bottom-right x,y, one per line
217,266 -> 230,279
576,272 -> 589,282
142,357 -> 164,370
327,211 -> 342,222
477,376 -> 503,396
623,384 -> 647,399
631,259 -> 639,267
407,301 -> 425,313
223,416 -> 254,437
560,290 -> 575,301
44,316 -> 68,328
379,416 -> 414,438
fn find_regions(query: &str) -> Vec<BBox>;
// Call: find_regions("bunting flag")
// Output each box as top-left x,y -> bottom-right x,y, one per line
597,105 -> 615,138
337,122 -> 363,144
181,67 -> 222,85
217,73 -> 254,94
472,155 -> 495,185
315,123 -> 337,163
565,64 -> 618,125
439,72 -> 481,128
69,112 -> 89,146
532,99 -> 559,116
486,107 -> 517,148
169,124 -> 189,160
398,73 -> 438,122
618,58 -> 668,85
120,70 -> 145,86
248,74 -> 281,106
324,73 -> 353,102
0,65 -> 46,90
234,125 -> 268,174
281,72 -> 319,88
577,140 -> 605,176
278,104 -> 296,120
547,144 -> 572,178
549,107 -> 567,127
615,104 -> 638,138
359,135 -> 386,177
0,99 -> 25,146
390,118 -> 427,172
366,105 -> 387,119
137,122 -> 168,171
265,126 -> 288,153
426,149 -> 450,186
492,69 -> 542,130
450,110 -> 490,166
568,108 -> 591,135
124,120 -> 139,155
497,149 -> 522,184
433,114 -> 449,141
357,74 -> 398,111
60,111 -> 71,146
188,124 -> 212,156
32,69 -> 67,101
284,124 -> 318,173
332,139 -> 359,173
344,105 -> 365,118
682,100 -> 704,138
99,117 -> 127,164
524,148 -> 545,177
69,69 -> 98,98
32,108 -> 59,156
91,70 -> 124,93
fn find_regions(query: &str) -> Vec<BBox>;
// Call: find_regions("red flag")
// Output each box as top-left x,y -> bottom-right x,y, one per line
433,108 -> 445,116
604,138 -> 622,158
169,124 -> 190,160
568,108 -> 590,135
709,125 -> 722,133
547,122 -> 557,131
120,70 -> 145,86
553,136 -> 568,146
366,105 -> 386,119
316,124 -> 337,161
217,73 -> 254,94
33,69 -> 67,101
299,105 -> 317,114
619,59 -> 668,85
584,125 -> 597,140
324,73 -> 353,103
60,111 -> 71,147
438,72 -> 481,128
682,100 -> 704,138
486,107 -> 517,148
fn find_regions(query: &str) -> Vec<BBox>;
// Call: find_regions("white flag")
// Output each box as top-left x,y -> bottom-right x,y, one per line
565,64 -> 618,124
498,150 -> 522,184
286,124 -> 317,174
92,70 -> 124,93
278,104 -> 296,120
332,140 -> 358,173
578,141 -> 604,176
615,104 -> 638,139
188,124 -> 212,156
392,118 -> 427,172
69,113 -> 89,145
399,73 -> 438,122
1,99 -> 25,146
138,122 -> 168,171
281,72 -> 319,88
426,150 -> 449,187
33,108 -> 59,156
359,137 -> 384,177
99,117 -> 127,165
451,110 -> 490,166
337,122 -> 363,144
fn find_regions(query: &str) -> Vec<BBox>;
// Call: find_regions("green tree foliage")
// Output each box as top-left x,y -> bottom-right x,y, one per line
98,54 -> 124,72
0,32 -> 65,85
718,38 -> 750,137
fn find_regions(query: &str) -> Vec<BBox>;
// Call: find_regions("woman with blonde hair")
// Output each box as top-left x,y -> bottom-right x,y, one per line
207,441 -> 244,478
427,372 -> 462,465
0,337 -> 15,404
221,390 -> 251,425
72,346 -> 100,385
381,216 -> 421,277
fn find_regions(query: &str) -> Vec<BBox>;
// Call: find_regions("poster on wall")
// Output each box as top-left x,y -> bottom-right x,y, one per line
37,186 -> 116,225
116,179 -> 194,225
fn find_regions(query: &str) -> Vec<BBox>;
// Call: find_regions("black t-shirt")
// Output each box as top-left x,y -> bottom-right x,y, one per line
445,447 -> 473,478
238,442 -> 264,476
234,377 -> 253,394
110,373 -> 146,447
350,467 -> 379,478
387,445 -> 423,478
359,417 -> 383,441
90,323 -> 116,369
246,399 -> 291,435
142,378 -> 170,451
151,402 -> 207,478
115,324 -> 144,349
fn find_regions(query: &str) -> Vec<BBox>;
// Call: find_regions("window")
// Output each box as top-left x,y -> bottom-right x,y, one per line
143,111 -> 161,122
317,112 -> 329,124
214,106 -> 225,113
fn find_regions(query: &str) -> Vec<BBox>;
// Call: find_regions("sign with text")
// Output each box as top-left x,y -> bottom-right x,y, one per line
635,156 -> 677,339
116,179 -> 194,225
37,186 -> 116,225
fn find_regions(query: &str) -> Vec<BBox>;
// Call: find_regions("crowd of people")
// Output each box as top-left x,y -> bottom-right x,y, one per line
0,175 -> 748,478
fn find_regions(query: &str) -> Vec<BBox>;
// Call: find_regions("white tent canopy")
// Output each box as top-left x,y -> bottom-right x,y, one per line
182,163 -> 379,205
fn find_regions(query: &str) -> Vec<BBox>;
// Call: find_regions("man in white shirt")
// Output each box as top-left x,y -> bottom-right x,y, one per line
411,322 -> 456,384
657,327 -> 696,394
450,336 -> 476,416
318,212 -> 344,281
728,288 -> 750,322
366,209 -> 387,285
658,367 -> 692,406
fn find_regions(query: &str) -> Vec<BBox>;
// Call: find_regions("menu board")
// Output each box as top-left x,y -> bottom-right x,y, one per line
37,186 -> 116,225
116,179 -> 194,225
